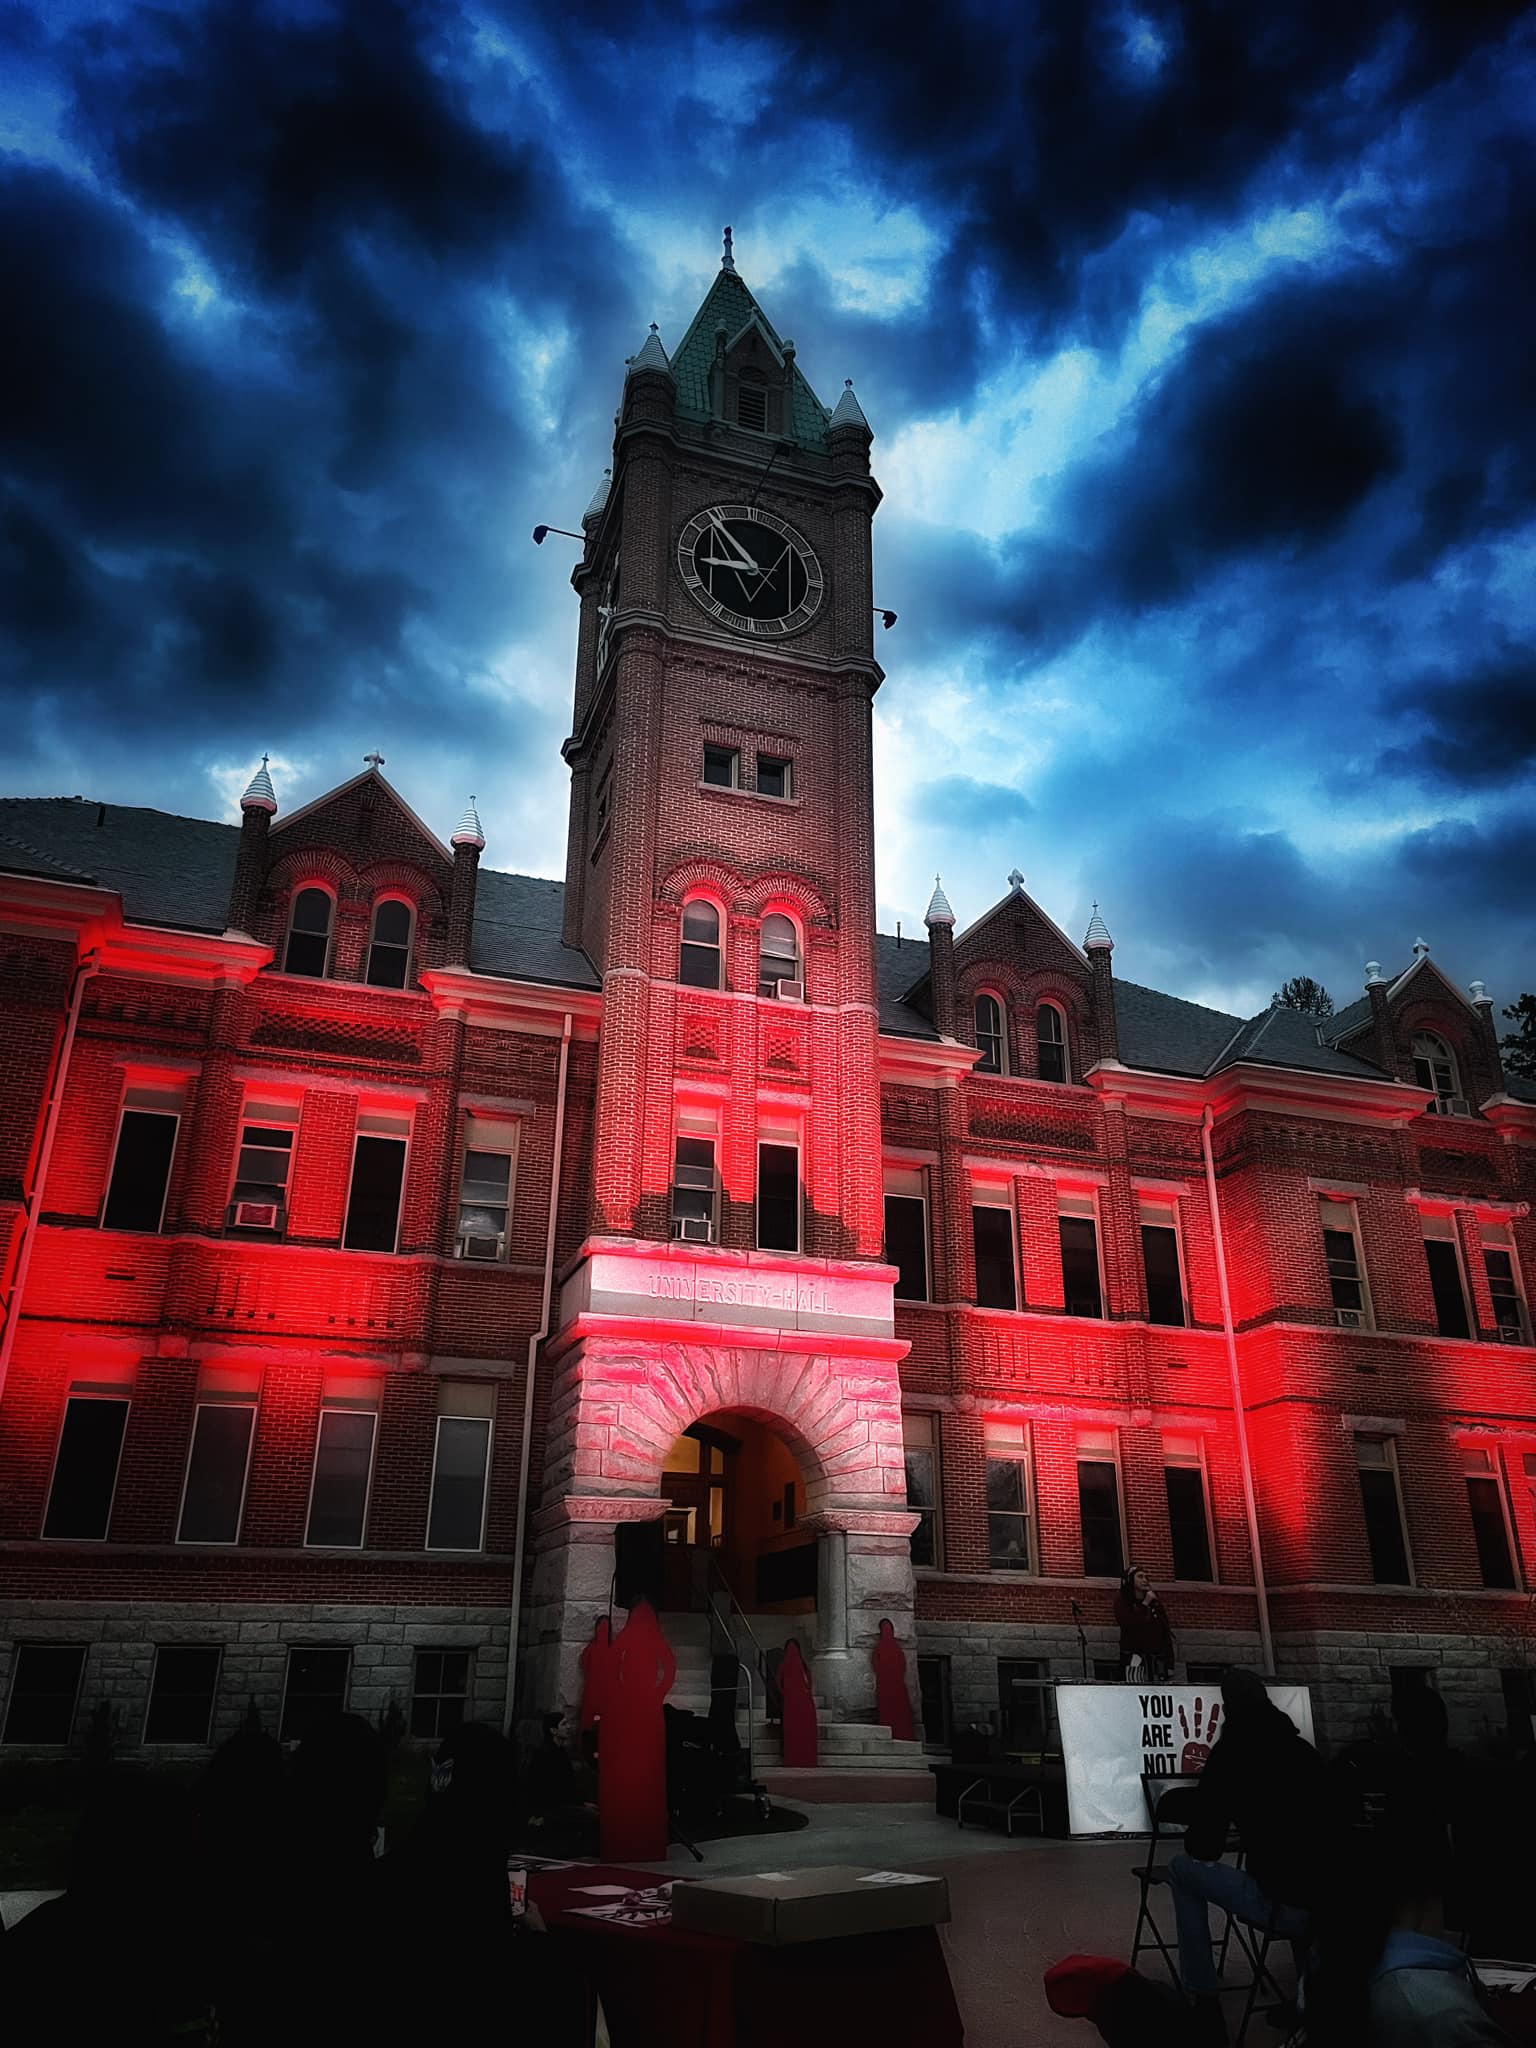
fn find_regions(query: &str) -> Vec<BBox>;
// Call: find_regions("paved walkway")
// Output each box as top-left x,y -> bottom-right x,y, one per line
3,1805 -> 1171,2047
631,1803 -> 1154,2047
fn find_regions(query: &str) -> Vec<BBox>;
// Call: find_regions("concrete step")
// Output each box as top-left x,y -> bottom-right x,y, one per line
759,1766 -> 937,1804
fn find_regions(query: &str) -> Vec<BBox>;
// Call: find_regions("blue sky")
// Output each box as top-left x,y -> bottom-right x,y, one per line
3,1 -> 1534,1022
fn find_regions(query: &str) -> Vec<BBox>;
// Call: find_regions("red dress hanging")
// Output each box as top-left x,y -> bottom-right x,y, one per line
598,1601 -> 676,1862
872,1618 -> 916,1741
779,1639 -> 818,1768
578,1616 -> 615,1735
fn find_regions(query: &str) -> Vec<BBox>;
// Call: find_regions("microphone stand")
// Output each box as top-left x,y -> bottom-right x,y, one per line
1071,1598 -> 1089,1680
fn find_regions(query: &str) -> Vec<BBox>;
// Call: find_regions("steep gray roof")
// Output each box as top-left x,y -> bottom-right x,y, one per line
1210,1002 -> 1390,1079
0,796 -> 597,987
1112,980 -> 1246,1077
874,930 -> 936,1038
0,797 -> 240,930
470,869 -> 598,988
1326,992 -> 1375,1042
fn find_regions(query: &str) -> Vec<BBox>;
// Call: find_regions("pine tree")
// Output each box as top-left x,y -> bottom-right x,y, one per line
1501,994 -> 1536,1079
1273,976 -> 1335,1017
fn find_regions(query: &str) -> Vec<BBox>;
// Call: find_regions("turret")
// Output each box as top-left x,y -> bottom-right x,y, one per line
446,796 -> 485,966
226,754 -> 276,939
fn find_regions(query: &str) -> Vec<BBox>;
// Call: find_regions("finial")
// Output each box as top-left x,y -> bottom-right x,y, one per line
1083,901 -> 1114,950
627,323 -> 670,374
1007,867 -> 1025,894
240,753 -> 277,815
451,795 -> 485,852
1365,961 -> 1386,987
722,225 -> 736,273
582,466 -> 612,528
1412,935 -> 1430,960
829,378 -> 871,432
364,750 -> 385,771
924,875 -> 955,929
1470,980 -> 1491,1007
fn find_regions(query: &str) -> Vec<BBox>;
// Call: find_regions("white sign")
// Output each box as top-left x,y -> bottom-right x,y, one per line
1055,1682 -> 1315,1836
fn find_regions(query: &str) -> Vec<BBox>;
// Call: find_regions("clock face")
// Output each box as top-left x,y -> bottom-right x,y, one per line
677,504 -> 824,637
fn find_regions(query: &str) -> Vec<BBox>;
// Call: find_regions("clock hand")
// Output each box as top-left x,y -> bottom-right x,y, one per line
706,509 -> 759,573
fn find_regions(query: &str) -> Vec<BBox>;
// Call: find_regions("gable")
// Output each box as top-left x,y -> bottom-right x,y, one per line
271,770 -> 454,881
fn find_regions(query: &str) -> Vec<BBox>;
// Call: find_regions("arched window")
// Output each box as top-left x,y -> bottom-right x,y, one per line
283,887 -> 333,978
1413,1031 -> 1461,1114
974,993 -> 1006,1075
679,899 -> 723,989
758,914 -> 801,998
1037,1002 -> 1068,1084
366,898 -> 414,989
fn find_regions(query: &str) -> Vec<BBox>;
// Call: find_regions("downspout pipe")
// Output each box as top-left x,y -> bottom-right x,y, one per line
1201,1103 -> 1275,1677
0,949 -> 100,1400
504,1011 -> 573,1736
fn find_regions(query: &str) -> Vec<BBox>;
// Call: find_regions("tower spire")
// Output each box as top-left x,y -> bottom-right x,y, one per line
721,224 -> 736,273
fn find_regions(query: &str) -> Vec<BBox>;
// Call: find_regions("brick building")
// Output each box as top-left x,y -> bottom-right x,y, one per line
3,242 -> 1535,1761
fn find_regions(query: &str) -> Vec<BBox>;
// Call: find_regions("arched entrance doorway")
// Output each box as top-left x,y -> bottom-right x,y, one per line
659,1413 -> 816,1621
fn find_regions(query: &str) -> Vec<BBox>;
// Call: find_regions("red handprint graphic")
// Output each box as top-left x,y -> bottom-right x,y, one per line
1178,1697 -> 1221,1773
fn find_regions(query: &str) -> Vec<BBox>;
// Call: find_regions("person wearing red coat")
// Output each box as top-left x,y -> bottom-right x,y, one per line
872,1618 -> 916,1741
779,1639 -> 818,1768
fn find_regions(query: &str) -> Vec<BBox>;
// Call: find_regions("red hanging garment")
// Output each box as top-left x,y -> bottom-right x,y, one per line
598,1601 -> 675,1862
779,1639 -> 819,1768
872,1618 -> 916,1742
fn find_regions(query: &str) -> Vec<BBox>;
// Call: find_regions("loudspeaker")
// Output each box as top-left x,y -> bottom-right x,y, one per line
613,1516 -> 665,1609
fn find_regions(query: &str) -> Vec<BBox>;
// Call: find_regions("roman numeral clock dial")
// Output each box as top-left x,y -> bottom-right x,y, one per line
677,505 -> 824,638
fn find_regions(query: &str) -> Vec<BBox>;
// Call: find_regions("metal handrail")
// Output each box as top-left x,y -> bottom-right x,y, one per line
706,1557 -> 768,1679
705,1560 -> 768,1781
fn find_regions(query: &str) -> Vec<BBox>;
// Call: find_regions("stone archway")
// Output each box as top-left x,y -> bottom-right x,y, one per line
527,1336 -> 918,1726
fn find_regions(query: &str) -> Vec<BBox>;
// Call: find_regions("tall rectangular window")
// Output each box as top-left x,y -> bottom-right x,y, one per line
756,754 -> 793,799
1320,1197 -> 1371,1328
280,1647 -> 350,1743
1483,1224 -> 1529,1343
410,1649 -> 472,1739
1163,1434 -> 1215,1582
972,1182 -> 1017,1311
101,1085 -> 182,1231
756,1132 -> 801,1253
883,1167 -> 930,1303
44,1392 -> 129,1540
143,1644 -> 222,1744
986,1419 -> 1033,1571
1463,1445 -> 1517,1590
1139,1197 -> 1186,1327
1059,1193 -> 1104,1319
903,1413 -> 940,1567
672,1112 -> 718,1240
427,1383 -> 494,1551
343,1112 -> 410,1253
456,1118 -> 517,1260
228,1097 -> 298,1231
1076,1428 -> 1124,1578
1355,1435 -> 1412,1584
178,1387 -> 257,1545
3,1644 -> 86,1744
305,1382 -> 379,1548
702,744 -> 739,788
1422,1215 -> 1471,1339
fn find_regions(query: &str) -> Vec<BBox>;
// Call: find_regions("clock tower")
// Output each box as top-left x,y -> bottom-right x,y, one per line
531,235 -> 919,1735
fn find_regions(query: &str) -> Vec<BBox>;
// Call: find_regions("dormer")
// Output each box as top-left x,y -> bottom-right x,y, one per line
709,312 -> 796,438
1330,943 -> 1503,1112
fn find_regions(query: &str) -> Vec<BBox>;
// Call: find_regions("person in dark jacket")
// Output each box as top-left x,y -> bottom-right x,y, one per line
1115,1564 -> 1174,1679
1167,1669 -> 1333,2038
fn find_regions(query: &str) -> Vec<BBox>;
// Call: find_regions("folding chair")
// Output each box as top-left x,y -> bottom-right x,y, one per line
1129,1775 -> 1239,1989
1225,1898 -> 1297,2046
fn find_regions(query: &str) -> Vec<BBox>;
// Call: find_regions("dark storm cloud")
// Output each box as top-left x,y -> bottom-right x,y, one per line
1380,652 -> 1536,788
0,0 -> 638,785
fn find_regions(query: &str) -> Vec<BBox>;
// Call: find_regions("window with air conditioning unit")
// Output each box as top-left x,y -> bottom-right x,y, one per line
1319,1197 -> 1373,1331
227,1100 -> 299,1234
671,1116 -> 718,1241
456,1121 -> 516,1262
757,913 -> 802,1001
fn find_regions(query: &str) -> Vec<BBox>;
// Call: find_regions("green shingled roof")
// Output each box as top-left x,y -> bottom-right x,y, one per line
668,269 -> 831,452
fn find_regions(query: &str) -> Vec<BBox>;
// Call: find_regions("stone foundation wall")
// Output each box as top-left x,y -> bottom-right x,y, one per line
1273,1629 -> 1527,1752
0,1601 -> 510,1754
